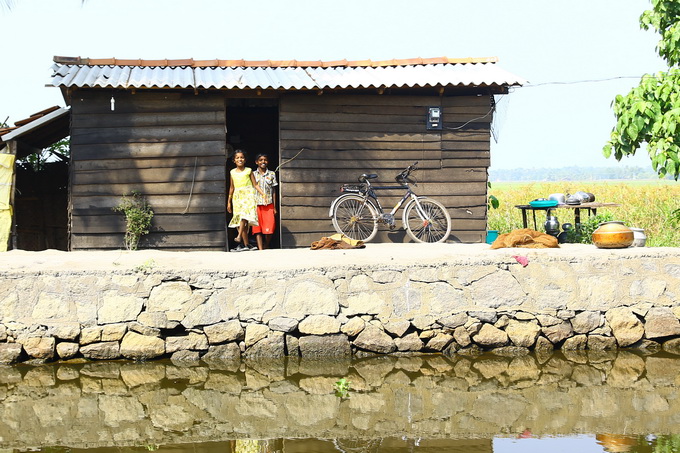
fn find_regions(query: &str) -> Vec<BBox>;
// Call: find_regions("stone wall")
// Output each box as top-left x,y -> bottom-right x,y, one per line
1,248 -> 680,363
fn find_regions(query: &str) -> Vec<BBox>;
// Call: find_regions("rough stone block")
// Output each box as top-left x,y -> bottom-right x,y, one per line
542,321 -> 573,344
341,317 -> 365,337
204,320 -> 244,344
299,315 -> 341,335
245,324 -> 271,347
268,317 -> 298,333
505,320 -> 540,348
56,342 -> 79,359
588,335 -> 617,350
166,332 -> 209,353
46,322 -> 80,340
472,324 -> 508,347
80,326 -> 102,345
19,337 -> 55,360
81,341 -> 121,360
644,307 -> 680,339
426,333 -> 453,351
245,331 -> 285,357
201,343 -> 241,364
353,325 -> 396,354
120,332 -> 165,360
147,281 -> 194,313
383,319 -> 410,337
395,332 -> 424,352
0,343 -> 22,364
606,307 -> 644,347
453,325 -> 471,347
572,311 -> 602,334
101,323 -> 127,342
298,334 -> 351,357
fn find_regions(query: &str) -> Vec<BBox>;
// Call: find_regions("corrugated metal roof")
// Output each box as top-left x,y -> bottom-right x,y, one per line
48,56 -> 526,91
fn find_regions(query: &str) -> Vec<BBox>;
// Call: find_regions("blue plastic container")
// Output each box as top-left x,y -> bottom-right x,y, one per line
486,230 -> 499,244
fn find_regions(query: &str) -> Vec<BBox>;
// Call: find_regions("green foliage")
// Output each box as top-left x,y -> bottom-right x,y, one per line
112,191 -> 154,251
17,138 -> 70,172
487,182 -> 500,210
488,195 -> 500,209
334,378 -> 351,398
651,434 -> 680,453
641,0 -> 680,66
565,212 -> 614,244
604,1 -> 680,179
134,259 -> 156,273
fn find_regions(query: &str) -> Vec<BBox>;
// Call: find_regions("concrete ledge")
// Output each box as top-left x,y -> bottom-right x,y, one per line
1,244 -> 679,363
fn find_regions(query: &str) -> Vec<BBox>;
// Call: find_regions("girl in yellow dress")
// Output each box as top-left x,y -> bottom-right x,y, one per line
227,150 -> 265,251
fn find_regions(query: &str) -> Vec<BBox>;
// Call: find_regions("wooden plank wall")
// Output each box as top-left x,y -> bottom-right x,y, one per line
278,93 -> 493,247
69,91 -> 227,251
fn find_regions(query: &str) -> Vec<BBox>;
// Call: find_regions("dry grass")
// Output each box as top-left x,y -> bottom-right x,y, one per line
488,181 -> 680,247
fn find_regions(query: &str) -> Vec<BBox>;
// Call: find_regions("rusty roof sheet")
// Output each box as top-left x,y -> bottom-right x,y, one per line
0,106 -> 62,140
49,56 -> 526,90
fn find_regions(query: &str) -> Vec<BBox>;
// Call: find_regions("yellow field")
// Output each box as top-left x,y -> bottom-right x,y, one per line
487,181 -> 680,247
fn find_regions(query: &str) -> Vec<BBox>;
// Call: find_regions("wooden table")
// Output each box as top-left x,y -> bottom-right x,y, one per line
514,202 -> 620,230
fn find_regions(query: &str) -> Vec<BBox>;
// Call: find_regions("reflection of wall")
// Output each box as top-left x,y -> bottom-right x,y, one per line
0,352 -> 678,450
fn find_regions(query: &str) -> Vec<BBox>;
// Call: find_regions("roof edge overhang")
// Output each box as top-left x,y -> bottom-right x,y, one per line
53,55 -> 500,68
2,107 -> 70,142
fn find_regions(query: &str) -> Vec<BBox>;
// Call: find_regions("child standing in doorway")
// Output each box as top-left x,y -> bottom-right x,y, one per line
251,153 -> 278,250
227,150 -> 265,252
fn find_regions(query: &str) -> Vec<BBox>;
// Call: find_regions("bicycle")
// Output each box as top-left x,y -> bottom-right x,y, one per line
329,162 -> 452,243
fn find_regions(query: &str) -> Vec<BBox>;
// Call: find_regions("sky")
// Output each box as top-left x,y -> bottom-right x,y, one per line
0,0 -> 668,170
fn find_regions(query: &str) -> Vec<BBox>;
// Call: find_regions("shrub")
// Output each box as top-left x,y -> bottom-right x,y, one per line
112,191 -> 154,251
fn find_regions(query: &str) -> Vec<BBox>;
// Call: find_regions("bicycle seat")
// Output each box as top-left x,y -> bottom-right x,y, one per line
358,174 -> 378,182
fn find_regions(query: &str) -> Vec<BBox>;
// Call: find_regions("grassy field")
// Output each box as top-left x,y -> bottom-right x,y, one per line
487,180 -> 680,247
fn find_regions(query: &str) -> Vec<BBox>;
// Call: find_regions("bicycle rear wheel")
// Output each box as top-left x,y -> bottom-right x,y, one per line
331,195 -> 379,242
403,197 -> 451,243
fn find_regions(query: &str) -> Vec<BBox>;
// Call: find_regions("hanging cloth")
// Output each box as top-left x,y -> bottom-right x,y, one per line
0,153 -> 15,252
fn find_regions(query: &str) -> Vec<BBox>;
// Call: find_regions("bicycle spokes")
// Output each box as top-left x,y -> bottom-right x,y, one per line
332,196 -> 378,242
406,199 -> 451,242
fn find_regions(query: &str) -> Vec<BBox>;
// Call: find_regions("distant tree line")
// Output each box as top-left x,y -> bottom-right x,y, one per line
489,166 -> 673,182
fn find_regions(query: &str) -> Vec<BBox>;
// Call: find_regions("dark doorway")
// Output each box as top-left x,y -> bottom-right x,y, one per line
225,99 -> 280,250
13,161 -> 68,250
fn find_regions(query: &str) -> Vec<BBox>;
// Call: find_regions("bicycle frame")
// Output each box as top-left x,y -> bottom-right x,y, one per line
328,178 -> 422,224
329,162 -> 452,243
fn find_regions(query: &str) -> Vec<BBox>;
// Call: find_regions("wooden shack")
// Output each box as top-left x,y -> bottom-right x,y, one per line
47,56 -> 524,250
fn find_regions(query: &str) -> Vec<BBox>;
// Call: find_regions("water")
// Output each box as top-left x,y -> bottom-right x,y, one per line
1,350 -> 679,453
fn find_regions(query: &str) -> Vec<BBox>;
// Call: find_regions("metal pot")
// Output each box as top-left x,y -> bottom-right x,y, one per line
544,215 -> 560,236
548,193 -> 566,204
574,191 -> 591,203
592,221 -> 633,248
630,227 -> 646,247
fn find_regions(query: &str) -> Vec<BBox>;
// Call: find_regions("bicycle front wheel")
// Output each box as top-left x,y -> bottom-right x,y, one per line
331,195 -> 379,242
403,197 -> 451,243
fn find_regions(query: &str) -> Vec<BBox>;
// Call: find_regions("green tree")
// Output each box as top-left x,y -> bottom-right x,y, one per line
603,0 -> 680,180
17,138 -> 70,171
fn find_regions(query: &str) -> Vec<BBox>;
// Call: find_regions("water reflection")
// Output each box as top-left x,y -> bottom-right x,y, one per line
1,351 -> 680,452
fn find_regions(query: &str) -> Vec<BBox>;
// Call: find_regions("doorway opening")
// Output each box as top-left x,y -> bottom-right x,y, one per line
225,98 -> 280,250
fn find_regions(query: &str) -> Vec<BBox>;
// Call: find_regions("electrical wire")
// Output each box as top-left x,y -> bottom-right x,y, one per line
517,74 -> 665,88
275,147 -> 306,172
181,156 -> 198,215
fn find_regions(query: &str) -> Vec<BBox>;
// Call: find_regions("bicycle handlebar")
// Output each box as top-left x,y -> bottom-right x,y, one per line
396,161 -> 418,183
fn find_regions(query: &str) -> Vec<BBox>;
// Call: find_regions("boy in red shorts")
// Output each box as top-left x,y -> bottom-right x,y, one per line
252,153 -> 278,250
